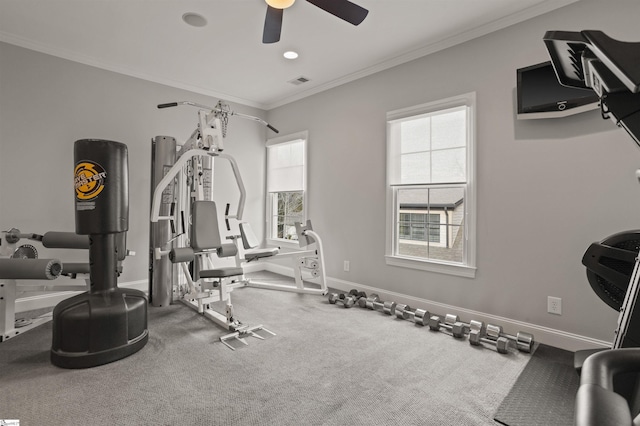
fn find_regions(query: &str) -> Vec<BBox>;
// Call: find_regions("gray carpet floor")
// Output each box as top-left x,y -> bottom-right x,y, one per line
1,272 -> 537,425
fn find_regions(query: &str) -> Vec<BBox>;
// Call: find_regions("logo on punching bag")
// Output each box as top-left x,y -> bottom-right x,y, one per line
74,161 -> 107,201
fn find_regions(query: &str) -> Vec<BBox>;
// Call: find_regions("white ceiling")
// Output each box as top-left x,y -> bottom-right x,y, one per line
0,0 -> 578,110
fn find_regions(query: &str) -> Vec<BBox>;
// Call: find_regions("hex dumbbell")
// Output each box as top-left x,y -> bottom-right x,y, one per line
346,289 -> 367,304
452,319 -> 486,337
358,294 -> 378,308
394,304 -> 430,326
428,314 -> 467,338
485,324 -> 534,353
469,329 -> 510,354
359,295 -> 396,315
328,289 -> 366,308
327,292 -> 355,308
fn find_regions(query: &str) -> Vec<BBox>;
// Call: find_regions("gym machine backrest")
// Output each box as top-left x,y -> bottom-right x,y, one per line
170,200 -> 244,280
50,139 -> 149,369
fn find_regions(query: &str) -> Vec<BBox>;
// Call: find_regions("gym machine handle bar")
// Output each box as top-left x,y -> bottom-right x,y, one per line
157,101 -> 279,134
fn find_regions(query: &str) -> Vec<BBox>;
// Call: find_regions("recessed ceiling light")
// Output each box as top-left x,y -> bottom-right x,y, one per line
283,51 -> 299,60
182,13 -> 207,27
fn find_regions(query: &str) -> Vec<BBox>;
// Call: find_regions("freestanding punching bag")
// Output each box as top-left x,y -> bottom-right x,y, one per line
50,139 -> 149,368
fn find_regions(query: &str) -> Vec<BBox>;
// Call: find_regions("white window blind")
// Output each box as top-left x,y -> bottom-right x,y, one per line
388,105 -> 467,186
267,138 -> 305,192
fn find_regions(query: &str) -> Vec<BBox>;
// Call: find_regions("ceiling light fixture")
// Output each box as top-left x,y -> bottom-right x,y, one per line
182,12 -> 207,27
283,51 -> 299,60
265,0 -> 295,9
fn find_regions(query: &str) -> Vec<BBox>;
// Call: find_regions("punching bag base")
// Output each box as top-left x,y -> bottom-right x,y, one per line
50,288 -> 148,369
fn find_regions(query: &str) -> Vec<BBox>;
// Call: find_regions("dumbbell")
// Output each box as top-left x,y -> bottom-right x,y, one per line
394,304 -> 430,326
359,295 -> 396,315
428,314 -> 467,338
327,292 -> 355,308
452,318 -> 486,337
327,289 -> 367,308
485,324 -> 534,353
469,329 -> 510,354
346,289 -> 367,303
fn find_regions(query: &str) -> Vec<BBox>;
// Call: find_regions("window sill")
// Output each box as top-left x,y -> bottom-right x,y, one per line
385,255 -> 476,278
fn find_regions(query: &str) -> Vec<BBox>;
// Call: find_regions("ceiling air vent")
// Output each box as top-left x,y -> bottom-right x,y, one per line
288,76 -> 310,85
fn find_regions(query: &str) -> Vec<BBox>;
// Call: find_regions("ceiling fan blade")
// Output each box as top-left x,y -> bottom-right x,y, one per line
263,5 -> 283,44
306,0 -> 369,26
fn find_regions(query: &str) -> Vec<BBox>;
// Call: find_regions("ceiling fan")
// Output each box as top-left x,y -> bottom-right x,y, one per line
262,0 -> 369,44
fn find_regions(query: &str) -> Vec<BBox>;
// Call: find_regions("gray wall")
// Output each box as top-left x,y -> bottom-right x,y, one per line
265,0 -> 640,345
0,42 -> 267,283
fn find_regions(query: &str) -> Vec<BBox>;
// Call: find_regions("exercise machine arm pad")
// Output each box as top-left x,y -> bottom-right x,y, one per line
169,247 -> 195,263
42,232 -> 90,249
216,243 -> 238,258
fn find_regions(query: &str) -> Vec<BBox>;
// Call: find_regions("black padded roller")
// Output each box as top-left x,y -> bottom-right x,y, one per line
42,232 -> 90,249
169,247 -> 195,263
0,258 -> 62,280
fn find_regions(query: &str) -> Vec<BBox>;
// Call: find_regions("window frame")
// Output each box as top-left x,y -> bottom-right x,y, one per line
265,130 -> 308,248
385,93 -> 476,278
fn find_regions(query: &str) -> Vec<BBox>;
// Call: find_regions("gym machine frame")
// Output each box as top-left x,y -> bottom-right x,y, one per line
544,30 -> 640,351
234,220 -> 328,296
0,229 -> 110,342
151,145 -> 274,348
151,100 -> 327,348
150,109 -> 261,347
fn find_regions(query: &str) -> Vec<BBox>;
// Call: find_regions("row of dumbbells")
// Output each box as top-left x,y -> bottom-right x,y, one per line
328,290 -> 534,354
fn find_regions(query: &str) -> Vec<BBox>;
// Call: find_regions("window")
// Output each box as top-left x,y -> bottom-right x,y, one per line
386,93 -> 476,277
266,131 -> 307,244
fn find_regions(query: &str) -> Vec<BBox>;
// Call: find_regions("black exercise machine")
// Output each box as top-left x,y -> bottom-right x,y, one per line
544,30 -> 640,425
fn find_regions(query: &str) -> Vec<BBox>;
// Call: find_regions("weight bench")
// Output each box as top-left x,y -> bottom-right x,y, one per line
0,230 -> 128,343
237,221 -> 328,295
170,200 -> 273,349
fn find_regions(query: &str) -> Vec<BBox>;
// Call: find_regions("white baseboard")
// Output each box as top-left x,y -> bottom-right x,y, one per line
257,261 -> 611,352
15,280 -> 148,313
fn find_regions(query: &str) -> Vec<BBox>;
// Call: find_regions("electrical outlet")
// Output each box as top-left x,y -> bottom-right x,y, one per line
343,260 -> 350,272
548,296 -> 562,315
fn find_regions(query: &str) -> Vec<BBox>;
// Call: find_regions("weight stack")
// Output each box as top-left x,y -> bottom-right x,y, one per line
50,139 -> 148,369
149,136 -> 176,307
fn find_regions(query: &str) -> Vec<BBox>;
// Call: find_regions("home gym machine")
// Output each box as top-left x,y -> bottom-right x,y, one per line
151,101 -> 326,349
543,30 -> 640,426
544,30 -> 640,354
